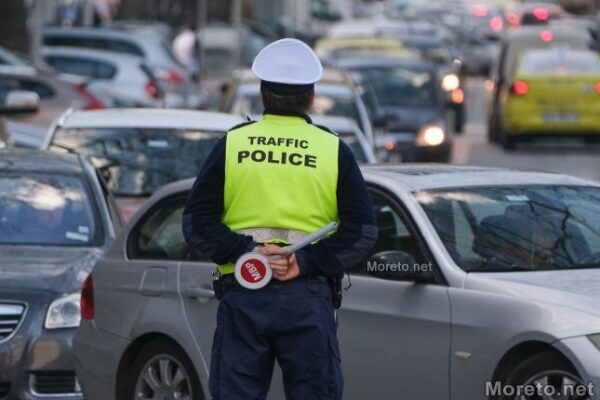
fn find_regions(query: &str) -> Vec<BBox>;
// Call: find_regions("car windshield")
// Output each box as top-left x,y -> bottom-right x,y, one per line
416,186 -> 600,272
0,172 -> 101,246
519,50 -> 600,75
51,127 -> 223,196
356,66 -> 437,107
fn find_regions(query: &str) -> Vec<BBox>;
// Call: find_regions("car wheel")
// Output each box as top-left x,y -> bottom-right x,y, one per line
125,338 -> 204,400
454,108 -> 465,134
500,351 -> 586,400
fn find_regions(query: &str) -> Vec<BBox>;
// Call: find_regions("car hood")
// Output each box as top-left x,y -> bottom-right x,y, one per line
381,106 -> 442,133
468,269 -> 600,327
0,245 -> 102,294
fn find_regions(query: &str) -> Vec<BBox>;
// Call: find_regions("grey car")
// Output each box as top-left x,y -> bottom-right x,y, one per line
74,165 -> 600,400
0,149 -> 123,400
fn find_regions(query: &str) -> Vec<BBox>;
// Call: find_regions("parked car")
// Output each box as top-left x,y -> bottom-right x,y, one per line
496,47 -> 600,149
0,149 -> 122,400
74,165 -> 600,400
43,27 -> 191,108
311,115 -> 376,164
338,57 -> 453,162
0,65 -> 104,127
42,47 -> 164,108
42,108 -> 243,220
488,26 -> 593,143
221,68 -> 374,147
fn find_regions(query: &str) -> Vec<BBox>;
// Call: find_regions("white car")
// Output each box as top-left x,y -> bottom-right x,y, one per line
42,47 -> 164,108
311,115 -> 376,164
42,108 -> 243,220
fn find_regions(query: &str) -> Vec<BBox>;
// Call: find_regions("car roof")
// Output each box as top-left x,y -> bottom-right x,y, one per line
56,108 -> 244,130
147,165 -> 599,204
44,26 -> 147,41
0,149 -> 84,175
42,47 -> 145,64
504,26 -> 590,41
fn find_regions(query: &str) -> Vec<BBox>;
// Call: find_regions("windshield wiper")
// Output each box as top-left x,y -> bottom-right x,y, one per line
466,265 -> 533,273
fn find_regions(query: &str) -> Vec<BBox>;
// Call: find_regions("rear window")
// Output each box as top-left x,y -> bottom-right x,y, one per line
44,35 -> 144,57
45,56 -> 117,80
519,50 -> 600,75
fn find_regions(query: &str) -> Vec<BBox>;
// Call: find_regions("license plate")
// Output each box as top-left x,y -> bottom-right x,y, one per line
543,113 -> 579,123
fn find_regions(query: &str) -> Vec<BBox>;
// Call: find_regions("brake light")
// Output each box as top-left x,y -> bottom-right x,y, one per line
506,11 -> 520,26
595,82 -> 600,94
145,80 -> 162,100
539,30 -> 553,42
155,68 -> 183,84
472,5 -> 488,17
533,7 -> 549,21
451,88 -> 465,104
81,274 -> 95,320
76,84 -> 105,110
511,81 -> 529,96
490,16 -> 504,32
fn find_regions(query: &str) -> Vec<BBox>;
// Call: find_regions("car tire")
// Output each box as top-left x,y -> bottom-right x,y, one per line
499,350 -> 585,400
499,125 -> 516,150
454,108 -> 465,134
122,338 -> 204,400
488,111 -> 499,143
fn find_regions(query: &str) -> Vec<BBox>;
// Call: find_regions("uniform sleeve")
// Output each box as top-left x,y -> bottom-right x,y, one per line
296,140 -> 377,278
182,136 -> 257,264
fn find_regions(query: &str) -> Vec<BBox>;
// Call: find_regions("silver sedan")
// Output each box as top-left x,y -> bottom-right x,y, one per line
73,165 -> 600,400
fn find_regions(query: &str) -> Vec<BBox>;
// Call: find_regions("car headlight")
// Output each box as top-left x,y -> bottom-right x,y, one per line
588,334 -> 600,350
442,73 -> 460,92
45,293 -> 81,329
416,125 -> 446,147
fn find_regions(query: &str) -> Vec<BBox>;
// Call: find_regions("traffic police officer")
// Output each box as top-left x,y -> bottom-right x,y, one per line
183,38 -> 377,400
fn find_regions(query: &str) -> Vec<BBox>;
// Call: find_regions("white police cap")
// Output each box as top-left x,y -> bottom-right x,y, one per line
252,38 -> 323,85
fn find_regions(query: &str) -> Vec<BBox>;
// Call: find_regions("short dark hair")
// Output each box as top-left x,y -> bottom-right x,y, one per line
260,84 -> 314,114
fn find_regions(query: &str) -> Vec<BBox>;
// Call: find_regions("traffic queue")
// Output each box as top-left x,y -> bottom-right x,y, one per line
1,0 -> 600,399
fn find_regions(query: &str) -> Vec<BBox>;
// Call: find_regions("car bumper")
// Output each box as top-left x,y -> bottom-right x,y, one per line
554,336 -> 600,398
0,311 -> 82,400
72,320 -> 130,400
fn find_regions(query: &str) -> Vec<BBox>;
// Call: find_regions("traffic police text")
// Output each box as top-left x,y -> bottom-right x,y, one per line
237,136 -> 317,168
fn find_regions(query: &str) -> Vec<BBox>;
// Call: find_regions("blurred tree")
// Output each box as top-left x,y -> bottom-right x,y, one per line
0,0 -> 30,53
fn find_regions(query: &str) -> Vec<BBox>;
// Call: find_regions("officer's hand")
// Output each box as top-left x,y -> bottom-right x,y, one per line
272,253 -> 301,281
258,244 -> 289,275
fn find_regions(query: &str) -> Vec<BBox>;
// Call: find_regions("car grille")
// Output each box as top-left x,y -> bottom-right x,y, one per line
31,371 -> 80,396
0,382 -> 10,399
0,303 -> 25,342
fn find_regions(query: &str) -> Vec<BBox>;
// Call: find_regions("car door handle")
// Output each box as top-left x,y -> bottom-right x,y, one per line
186,286 -> 215,301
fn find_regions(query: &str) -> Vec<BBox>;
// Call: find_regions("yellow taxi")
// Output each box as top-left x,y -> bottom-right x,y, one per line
499,46 -> 600,149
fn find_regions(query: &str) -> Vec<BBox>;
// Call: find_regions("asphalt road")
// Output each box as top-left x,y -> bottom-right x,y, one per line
452,77 -> 600,182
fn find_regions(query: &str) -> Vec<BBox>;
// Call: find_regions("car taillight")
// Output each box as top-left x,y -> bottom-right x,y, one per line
511,81 -> 529,96
506,11 -> 520,26
451,88 -> 465,104
155,68 -> 183,84
595,82 -> 600,94
490,16 -> 504,32
77,85 -> 105,110
81,274 -> 95,320
145,80 -> 162,100
533,7 -> 549,21
539,30 -> 554,42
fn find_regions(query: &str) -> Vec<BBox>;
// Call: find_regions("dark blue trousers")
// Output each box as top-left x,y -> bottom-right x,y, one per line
209,277 -> 343,400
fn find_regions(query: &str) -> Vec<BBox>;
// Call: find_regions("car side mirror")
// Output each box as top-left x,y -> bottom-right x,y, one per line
367,251 -> 433,282
373,111 -> 398,130
0,90 -> 40,115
